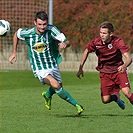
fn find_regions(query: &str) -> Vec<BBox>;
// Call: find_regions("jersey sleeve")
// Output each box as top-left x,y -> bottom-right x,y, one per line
116,39 -> 130,54
51,26 -> 67,42
17,27 -> 34,41
17,28 -> 25,40
86,38 -> 97,52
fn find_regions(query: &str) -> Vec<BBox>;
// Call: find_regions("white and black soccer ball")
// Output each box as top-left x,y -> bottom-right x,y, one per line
0,20 -> 11,36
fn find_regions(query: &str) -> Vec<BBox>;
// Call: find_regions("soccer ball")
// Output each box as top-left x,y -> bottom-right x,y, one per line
0,20 -> 11,36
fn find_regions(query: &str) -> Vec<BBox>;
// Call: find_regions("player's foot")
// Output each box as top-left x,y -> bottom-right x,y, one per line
116,95 -> 125,110
42,91 -> 51,110
76,104 -> 84,116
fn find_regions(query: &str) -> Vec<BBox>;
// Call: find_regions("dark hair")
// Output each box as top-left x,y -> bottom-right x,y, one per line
34,11 -> 48,21
100,21 -> 114,33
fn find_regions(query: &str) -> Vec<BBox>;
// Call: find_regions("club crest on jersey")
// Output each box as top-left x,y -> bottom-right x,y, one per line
108,44 -> 113,49
32,42 -> 46,52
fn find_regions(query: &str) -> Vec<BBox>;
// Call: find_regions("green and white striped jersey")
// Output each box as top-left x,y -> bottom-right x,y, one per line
17,24 -> 67,77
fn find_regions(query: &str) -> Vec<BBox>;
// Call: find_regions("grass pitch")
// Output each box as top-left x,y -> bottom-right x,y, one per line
0,70 -> 133,133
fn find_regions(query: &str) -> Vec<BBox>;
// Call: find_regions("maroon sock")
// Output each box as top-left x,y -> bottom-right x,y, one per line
128,93 -> 133,104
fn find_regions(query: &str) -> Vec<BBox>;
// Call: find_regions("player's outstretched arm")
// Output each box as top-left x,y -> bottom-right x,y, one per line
9,32 -> 19,64
76,48 -> 89,79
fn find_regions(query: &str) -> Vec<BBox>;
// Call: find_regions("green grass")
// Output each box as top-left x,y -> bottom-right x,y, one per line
0,70 -> 133,133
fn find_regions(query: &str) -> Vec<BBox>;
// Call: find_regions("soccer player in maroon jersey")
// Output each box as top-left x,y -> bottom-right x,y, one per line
77,21 -> 133,110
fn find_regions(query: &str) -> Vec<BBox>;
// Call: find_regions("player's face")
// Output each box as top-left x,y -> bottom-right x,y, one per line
34,19 -> 48,34
100,28 -> 113,44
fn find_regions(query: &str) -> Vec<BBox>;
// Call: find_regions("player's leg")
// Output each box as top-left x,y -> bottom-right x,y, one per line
101,94 -> 125,110
43,83 -> 63,99
44,74 -> 84,115
100,72 -> 125,109
101,95 -> 113,103
37,69 -> 55,110
42,84 -> 62,110
44,74 -> 80,106
42,86 -> 55,110
52,67 -> 84,109
118,70 -> 133,104
44,86 -> 56,98
55,87 -> 84,115
121,87 -> 133,104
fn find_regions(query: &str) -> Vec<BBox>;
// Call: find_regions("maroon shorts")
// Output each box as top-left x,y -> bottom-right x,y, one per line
100,70 -> 130,96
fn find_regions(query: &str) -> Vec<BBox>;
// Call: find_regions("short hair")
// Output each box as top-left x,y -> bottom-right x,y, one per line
34,11 -> 48,21
100,21 -> 114,33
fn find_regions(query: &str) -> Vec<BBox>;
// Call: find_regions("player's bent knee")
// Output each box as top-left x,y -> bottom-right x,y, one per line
102,97 -> 110,104
51,82 -> 60,89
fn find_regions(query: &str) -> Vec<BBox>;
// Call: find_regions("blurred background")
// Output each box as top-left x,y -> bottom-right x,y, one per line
0,0 -> 133,72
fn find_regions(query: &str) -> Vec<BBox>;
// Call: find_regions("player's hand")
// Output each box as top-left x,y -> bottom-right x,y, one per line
58,42 -> 67,49
76,69 -> 84,79
9,53 -> 17,64
117,65 -> 126,73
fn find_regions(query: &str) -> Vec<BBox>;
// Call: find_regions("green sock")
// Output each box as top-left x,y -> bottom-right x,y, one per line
46,86 -> 56,98
55,87 -> 80,106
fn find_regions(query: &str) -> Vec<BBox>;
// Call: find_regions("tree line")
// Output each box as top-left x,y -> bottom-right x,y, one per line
53,0 -> 133,52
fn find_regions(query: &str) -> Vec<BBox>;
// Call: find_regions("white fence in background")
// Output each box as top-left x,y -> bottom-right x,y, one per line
0,45 -> 133,73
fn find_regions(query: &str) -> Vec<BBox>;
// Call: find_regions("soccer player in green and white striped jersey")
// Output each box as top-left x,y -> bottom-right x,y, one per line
9,11 -> 84,116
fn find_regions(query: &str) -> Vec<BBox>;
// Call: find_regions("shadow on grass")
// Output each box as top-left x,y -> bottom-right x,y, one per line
55,114 -> 133,118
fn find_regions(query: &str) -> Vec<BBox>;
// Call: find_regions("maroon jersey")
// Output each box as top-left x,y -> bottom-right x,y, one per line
86,36 -> 130,73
